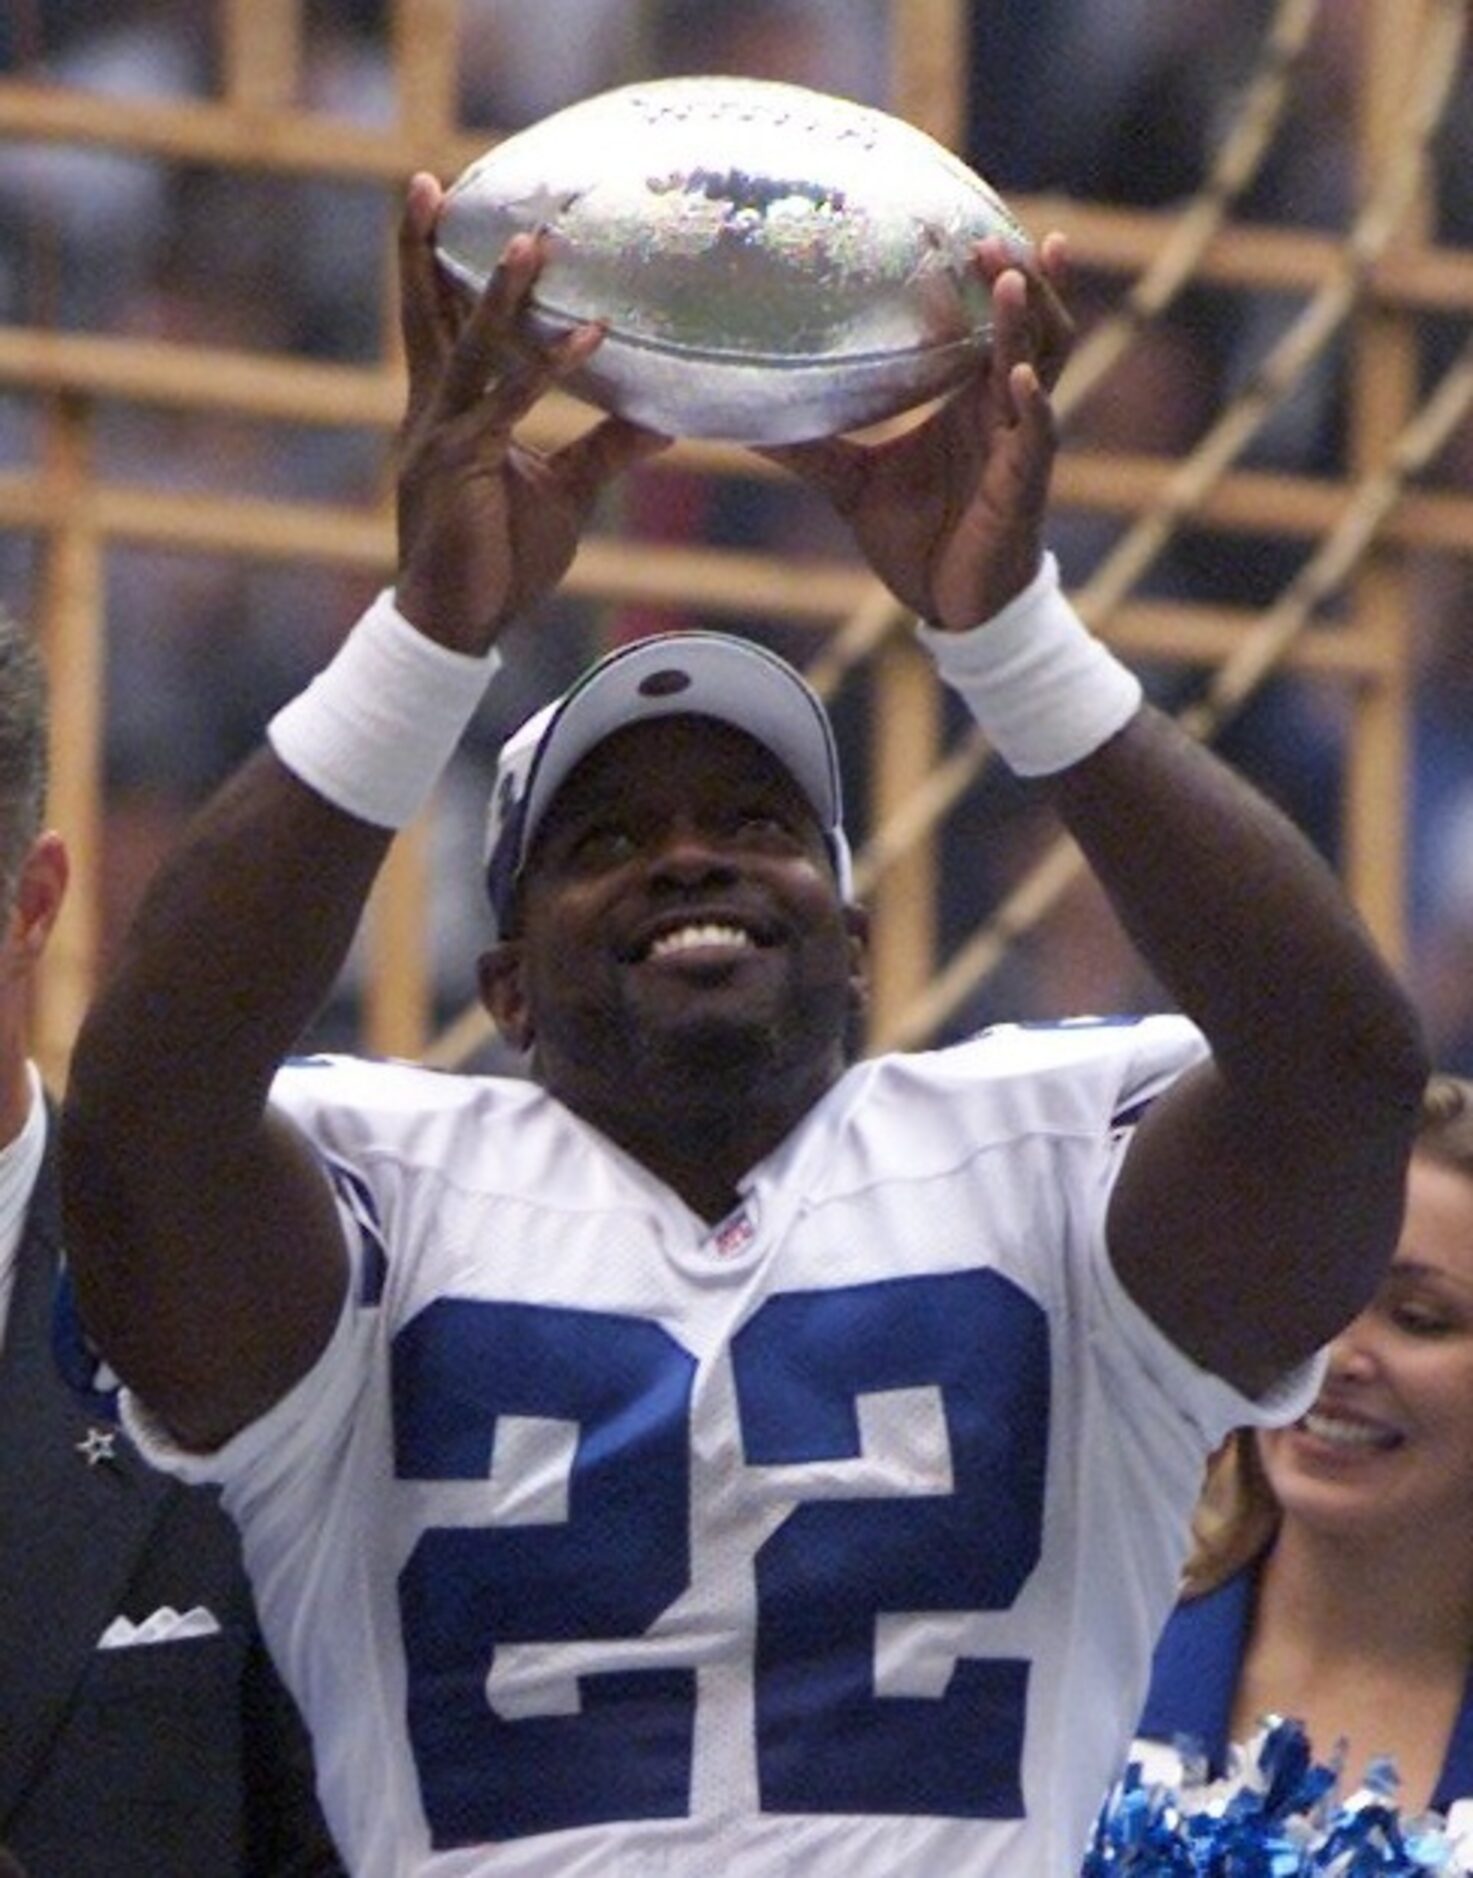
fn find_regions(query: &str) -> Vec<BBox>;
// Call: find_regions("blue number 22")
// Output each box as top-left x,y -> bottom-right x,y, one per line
394,1268 -> 1049,1847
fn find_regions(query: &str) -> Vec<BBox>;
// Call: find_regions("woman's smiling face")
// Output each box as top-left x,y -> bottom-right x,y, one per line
1258,1151 -> 1473,1547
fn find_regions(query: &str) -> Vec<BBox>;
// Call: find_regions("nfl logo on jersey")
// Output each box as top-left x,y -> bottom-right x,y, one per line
711,1207 -> 757,1259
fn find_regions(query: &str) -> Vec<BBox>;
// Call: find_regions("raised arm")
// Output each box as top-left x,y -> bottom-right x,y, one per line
60,176 -> 665,1450
1049,693 -> 1425,1395
768,239 -> 1428,1397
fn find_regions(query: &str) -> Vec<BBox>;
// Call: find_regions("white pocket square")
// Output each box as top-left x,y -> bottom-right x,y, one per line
1445,1800 -> 1473,1865
97,1605 -> 221,1650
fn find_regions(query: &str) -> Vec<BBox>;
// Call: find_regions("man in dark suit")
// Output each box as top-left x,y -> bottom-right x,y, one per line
0,612 -> 344,1876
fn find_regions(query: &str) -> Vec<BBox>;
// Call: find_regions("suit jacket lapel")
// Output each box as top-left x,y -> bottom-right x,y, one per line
0,1145 -> 173,1827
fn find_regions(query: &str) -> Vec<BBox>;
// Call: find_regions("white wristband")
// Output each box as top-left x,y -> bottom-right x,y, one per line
915,554 -> 1142,776
267,590 -> 502,829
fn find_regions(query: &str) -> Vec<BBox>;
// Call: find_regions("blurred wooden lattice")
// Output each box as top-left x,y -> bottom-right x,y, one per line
0,0 -> 1469,1083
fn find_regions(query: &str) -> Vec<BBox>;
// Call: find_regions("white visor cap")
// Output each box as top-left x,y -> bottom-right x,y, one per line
483,630 -> 852,937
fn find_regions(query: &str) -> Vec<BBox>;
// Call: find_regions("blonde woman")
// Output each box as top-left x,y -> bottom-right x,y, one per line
1135,1074 -> 1473,1838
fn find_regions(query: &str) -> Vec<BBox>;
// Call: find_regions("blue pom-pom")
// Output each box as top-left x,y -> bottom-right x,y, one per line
1086,1718 -> 1470,1875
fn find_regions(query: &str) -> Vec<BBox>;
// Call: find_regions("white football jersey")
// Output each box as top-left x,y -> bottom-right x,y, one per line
125,1015 -> 1319,1878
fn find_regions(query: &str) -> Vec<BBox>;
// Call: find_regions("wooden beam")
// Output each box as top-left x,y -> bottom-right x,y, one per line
221,0 -> 303,109
0,77 -> 486,180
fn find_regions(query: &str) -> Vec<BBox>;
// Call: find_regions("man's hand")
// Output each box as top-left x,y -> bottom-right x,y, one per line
761,233 -> 1072,629
394,171 -> 669,652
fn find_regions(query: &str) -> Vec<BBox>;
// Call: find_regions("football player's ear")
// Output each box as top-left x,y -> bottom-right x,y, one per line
840,903 -> 871,1060
845,901 -> 870,1010
843,899 -> 869,959
478,941 -> 533,1051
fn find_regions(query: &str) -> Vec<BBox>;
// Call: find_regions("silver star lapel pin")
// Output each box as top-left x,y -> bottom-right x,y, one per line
76,1426 -> 118,1468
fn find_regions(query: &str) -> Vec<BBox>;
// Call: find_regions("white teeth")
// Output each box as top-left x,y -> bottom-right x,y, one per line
1301,1411 -> 1395,1449
647,923 -> 752,960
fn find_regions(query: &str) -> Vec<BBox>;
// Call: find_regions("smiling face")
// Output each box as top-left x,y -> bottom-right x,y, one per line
1257,1150 -> 1473,1549
479,714 -> 866,1172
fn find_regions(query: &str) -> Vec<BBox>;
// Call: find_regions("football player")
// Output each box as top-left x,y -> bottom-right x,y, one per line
59,172 -> 1426,1875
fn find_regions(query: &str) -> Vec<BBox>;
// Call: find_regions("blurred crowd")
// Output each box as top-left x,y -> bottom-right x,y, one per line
0,0 -> 1469,1063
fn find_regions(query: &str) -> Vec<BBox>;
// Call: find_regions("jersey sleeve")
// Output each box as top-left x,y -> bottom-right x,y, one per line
1083,1017 -> 1326,1444
119,1055 -> 397,1492
1088,1178 -> 1325,1446
120,1265 -> 370,1492
970,1014 -> 1324,1446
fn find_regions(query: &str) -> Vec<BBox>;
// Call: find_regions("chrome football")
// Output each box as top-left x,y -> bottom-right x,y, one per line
435,76 -> 1030,444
